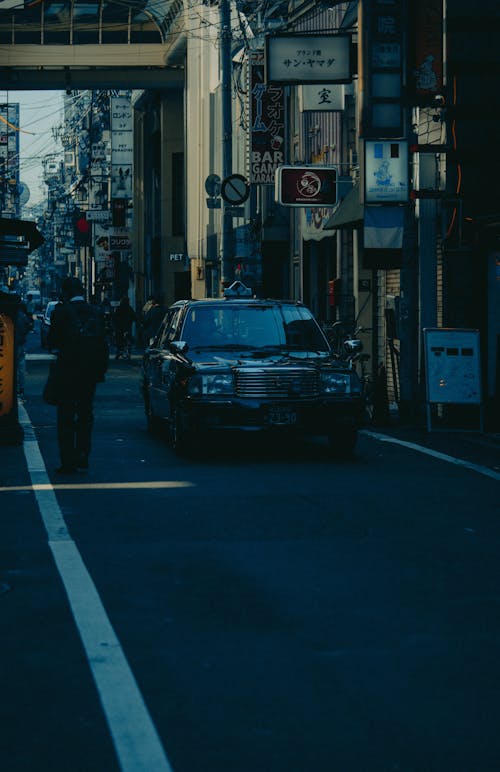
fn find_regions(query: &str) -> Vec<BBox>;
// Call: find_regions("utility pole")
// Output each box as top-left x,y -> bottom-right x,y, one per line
220,0 -> 234,292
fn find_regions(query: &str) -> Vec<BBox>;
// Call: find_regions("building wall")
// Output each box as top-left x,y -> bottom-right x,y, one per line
185,2 -> 221,299
160,92 -> 185,306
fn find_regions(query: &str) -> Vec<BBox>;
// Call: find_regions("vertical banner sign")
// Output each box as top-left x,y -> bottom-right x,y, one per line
0,103 -> 20,217
411,0 -> 443,98
360,0 -> 405,138
0,313 -> 14,416
111,95 -> 133,199
249,52 -> 285,184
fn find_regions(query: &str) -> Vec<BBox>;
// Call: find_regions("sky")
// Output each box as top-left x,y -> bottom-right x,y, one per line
0,90 -> 64,207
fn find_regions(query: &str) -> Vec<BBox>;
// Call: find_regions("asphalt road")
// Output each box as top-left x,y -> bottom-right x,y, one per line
1,331 -> 499,772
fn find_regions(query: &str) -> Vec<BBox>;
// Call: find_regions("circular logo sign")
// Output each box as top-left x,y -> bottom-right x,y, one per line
296,171 -> 322,199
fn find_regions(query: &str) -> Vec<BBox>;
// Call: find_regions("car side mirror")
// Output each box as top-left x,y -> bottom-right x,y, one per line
170,340 -> 189,355
343,338 -> 363,355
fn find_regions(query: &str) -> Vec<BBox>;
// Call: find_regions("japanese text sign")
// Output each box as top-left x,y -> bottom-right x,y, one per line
249,52 -> 285,184
266,34 -> 351,84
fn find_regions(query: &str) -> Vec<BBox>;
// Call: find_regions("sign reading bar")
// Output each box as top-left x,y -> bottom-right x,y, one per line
275,166 -> 337,207
249,51 -> 285,184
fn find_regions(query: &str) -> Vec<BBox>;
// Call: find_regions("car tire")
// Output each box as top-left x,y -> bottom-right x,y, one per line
170,408 -> 192,456
328,425 -> 357,459
144,393 -> 163,436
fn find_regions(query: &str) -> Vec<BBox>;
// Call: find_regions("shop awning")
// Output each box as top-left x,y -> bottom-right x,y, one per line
324,183 -> 363,229
0,218 -> 44,266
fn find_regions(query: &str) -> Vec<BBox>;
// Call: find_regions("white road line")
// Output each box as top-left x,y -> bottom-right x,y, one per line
18,404 -> 174,772
362,429 -> 500,482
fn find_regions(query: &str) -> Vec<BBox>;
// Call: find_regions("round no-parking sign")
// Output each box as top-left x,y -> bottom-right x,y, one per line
221,174 -> 250,205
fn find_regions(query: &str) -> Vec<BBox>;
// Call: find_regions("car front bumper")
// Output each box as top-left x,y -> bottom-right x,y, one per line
178,395 -> 364,435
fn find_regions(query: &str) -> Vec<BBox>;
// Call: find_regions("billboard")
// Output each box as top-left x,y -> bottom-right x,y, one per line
266,34 -> 351,84
249,52 -> 285,184
364,141 -> 408,203
411,0 -> 444,97
275,166 -> 337,207
111,96 -> 133,199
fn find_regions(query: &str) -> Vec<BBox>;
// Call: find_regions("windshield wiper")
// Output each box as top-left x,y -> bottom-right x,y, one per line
189,343 -> 250,350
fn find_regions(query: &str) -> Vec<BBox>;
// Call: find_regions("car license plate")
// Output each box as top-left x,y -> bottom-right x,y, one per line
268,407 -> 297,425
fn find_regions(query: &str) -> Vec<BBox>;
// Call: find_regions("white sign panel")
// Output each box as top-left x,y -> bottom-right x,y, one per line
424,328 -> 482,404
87,210 -> 110,222
111,96 -> 133,199
298,84 -> 345,112
266,34 -> 351,84
364,141 -> 408,203
301,207 -> 335,241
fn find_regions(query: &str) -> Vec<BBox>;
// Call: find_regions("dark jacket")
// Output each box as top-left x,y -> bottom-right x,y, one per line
142,304 -> 165,342
48,299 -> 108,383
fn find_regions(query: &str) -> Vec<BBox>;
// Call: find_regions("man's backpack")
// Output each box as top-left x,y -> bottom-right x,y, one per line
67,302 -> 109,381
16,310 -> 32,345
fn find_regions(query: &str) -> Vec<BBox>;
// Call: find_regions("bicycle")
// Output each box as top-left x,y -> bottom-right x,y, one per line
322,320 -> 375,422
115,330 -> 132,360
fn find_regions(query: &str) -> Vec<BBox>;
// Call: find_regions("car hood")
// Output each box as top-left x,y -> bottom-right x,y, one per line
185,347 -> 347,371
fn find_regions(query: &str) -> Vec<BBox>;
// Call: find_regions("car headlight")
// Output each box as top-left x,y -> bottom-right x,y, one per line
188,373 -> 234,396
321,371 -> 351,394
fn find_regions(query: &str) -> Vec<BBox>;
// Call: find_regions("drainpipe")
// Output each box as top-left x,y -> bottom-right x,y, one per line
220,0 -> 234,292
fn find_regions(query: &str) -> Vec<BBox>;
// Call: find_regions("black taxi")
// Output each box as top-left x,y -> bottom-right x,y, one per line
140,282 -> 364,456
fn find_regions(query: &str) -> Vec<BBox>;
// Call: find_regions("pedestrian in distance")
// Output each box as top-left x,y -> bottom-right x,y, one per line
47,277 -> 109,474
15,299 -> 33,399
142,293 -> 166,345
24,293 -> 36,332
113,295 -> 137,359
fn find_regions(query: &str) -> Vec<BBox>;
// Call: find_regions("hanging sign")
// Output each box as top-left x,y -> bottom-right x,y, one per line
298,84 -> 345,112
266,34 -> 351,84
364,141 -> 408,203
275,165 -> 337,207
249,51 -> 285,184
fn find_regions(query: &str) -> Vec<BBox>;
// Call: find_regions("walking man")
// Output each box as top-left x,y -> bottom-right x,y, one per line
47,277 -> 109,474
113,295 -> 137,359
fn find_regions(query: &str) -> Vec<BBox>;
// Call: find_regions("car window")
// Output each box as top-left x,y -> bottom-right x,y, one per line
158,307 -> 182,348
180,303 -> 329,351
280,304 -> 329,350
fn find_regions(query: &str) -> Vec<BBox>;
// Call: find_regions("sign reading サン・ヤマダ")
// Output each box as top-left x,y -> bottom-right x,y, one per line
0,313 -> 14,416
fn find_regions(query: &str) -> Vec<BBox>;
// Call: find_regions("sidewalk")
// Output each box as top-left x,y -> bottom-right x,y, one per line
362,420 -> 500,479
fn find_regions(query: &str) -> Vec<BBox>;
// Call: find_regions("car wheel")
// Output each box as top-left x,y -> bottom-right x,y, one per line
170,408 -> 192,456
328,425 -> 358,458
144,392 -> 163,436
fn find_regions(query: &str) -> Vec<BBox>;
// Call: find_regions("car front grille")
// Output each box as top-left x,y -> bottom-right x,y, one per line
234,367 -> 320,398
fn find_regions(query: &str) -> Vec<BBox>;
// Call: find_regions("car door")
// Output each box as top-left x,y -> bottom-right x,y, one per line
149,307 -> 182,419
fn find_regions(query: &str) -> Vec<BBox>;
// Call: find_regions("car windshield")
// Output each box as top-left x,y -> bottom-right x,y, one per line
180,303 -> 330,351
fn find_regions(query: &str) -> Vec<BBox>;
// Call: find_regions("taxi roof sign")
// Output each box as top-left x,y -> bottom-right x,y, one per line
224,281 -> 252,298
